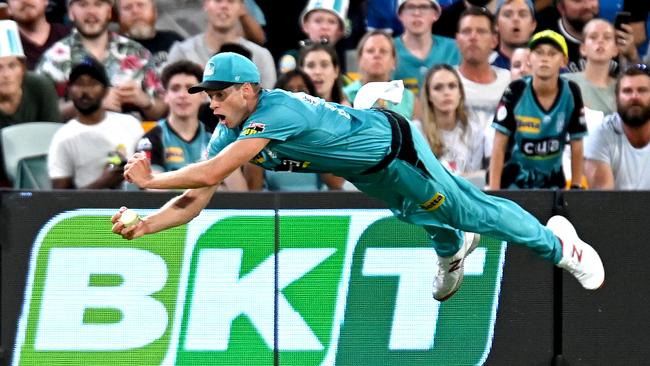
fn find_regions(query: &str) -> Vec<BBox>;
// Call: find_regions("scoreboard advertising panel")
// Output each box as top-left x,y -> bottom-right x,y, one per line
12,209 -> 507,366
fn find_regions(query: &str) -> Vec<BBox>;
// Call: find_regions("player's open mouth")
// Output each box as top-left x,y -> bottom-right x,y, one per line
215,114 -> 226,123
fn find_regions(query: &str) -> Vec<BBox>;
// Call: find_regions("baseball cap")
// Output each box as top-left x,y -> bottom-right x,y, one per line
0,20 -> 25,59
397,0 -> 441,15
188,52 -> 260,94
528,30 -> 568,58
495,0 -> 535,16
68,56 -> 110,87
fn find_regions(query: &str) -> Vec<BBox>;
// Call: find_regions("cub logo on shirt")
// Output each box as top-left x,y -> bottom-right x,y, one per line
243,122 -> 266,136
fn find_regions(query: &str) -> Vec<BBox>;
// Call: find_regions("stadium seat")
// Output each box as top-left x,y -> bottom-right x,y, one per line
1,122 -> 61,186
15,154 -> 51,189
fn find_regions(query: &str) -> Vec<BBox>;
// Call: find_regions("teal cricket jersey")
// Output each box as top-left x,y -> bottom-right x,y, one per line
208,89 -> 393,177
393,35 -> 461,95
137,119 -> 211,172
492,77 -> 587,189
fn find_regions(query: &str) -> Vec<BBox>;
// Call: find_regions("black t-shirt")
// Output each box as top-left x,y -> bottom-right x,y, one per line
21,23 -> 71,70
135,30 -> 184,71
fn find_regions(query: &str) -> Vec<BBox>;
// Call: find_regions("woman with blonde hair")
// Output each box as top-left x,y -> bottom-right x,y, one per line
344,30 -> 420,119
420,64 -> 486,179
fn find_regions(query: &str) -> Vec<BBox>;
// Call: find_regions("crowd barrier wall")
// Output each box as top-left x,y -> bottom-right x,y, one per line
0,190 -> 647,366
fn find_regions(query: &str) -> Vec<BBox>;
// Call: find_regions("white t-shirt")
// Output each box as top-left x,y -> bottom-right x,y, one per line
166,35 -> 277,89
439,121 -> 485,174
48,112 -> 144,188
457,66 -> 511,157
584,114 -> 650,190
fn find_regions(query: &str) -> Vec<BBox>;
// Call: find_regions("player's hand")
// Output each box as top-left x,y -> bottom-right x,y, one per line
111,206 -> 147,240
124,152 -> 153,188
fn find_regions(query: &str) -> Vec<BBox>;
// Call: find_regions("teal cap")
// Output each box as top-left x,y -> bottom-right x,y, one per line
188,52 -> 260,94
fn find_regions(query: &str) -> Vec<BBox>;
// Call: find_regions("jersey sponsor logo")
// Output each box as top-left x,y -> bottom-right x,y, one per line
420,193 -> 445,211
250,153 -> 266,164
496,103 -> 507,121
515,115 -> 541,134
242,122 -> 266,136
521,137 -> 561,158
165,147 -> 185,163
275,159 -> 311,172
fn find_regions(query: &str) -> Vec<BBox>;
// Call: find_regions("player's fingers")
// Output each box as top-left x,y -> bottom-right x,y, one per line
112,221 -> 125,233
110,206 -> 128,223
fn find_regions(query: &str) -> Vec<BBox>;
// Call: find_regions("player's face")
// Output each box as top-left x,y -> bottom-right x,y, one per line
7,0 -> 48,23
580,20 -> 618,63
456,15 -> 498,65
427,68 -> 462,115
617,74 -> 650,127
358,34 -> 395,81
206,85 -> 249,129
118,0 -> 157,39
204,0 -> 241,32
0,56 -> 25,97
496,0 -> 536,48
69,0 -> 112,39
529,44 -> 566,80
510,48 -> 531,80
398,0 -> 439,36
164,73 -> 204,120
302,10 -> 343,44
301,50 -> 340,101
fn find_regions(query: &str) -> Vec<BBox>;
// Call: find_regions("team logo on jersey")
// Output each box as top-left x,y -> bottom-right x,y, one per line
496,103 -> 507,121
420,193 -> 445,211
275,159 -> 311,172
250,153 -> 266,164
516,115 -> 541,134
165,147 -> 185,163
521,137 -> 561,158
243,122 -> 266,136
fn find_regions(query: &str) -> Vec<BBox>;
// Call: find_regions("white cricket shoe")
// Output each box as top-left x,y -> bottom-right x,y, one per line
433,232 -> 481,302
547,215 -> 605,290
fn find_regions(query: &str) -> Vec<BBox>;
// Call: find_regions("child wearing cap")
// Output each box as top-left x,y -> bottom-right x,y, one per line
278,0 -> 349,74
489,30 -> 587,190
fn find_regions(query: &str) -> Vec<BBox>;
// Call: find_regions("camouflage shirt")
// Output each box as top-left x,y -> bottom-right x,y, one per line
36,30 -> 163,98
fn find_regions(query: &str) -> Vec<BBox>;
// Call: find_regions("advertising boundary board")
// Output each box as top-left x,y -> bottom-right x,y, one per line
1,190 -> 647,365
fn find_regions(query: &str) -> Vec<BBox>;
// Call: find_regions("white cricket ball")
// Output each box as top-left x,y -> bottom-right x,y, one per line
119,209 -> 140,227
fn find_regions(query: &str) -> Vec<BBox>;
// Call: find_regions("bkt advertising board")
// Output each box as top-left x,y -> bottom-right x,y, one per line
13,209 -> 507,366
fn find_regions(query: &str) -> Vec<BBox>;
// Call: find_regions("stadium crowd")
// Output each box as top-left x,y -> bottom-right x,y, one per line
0,0 -> 648,190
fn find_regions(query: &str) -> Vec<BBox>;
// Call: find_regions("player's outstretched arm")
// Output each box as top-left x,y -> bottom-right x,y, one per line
112,185 -> 218,240
124,137 -> 270,190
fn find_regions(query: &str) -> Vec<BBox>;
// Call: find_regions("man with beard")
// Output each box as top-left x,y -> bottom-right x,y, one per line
6,0 -> 70,70
584,64 -> 650,189
48,57 -> 144,189
492,0 -> 536,70
536,0 -> 640,72
116,0 -> 183,73
36,0 -> 166,121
